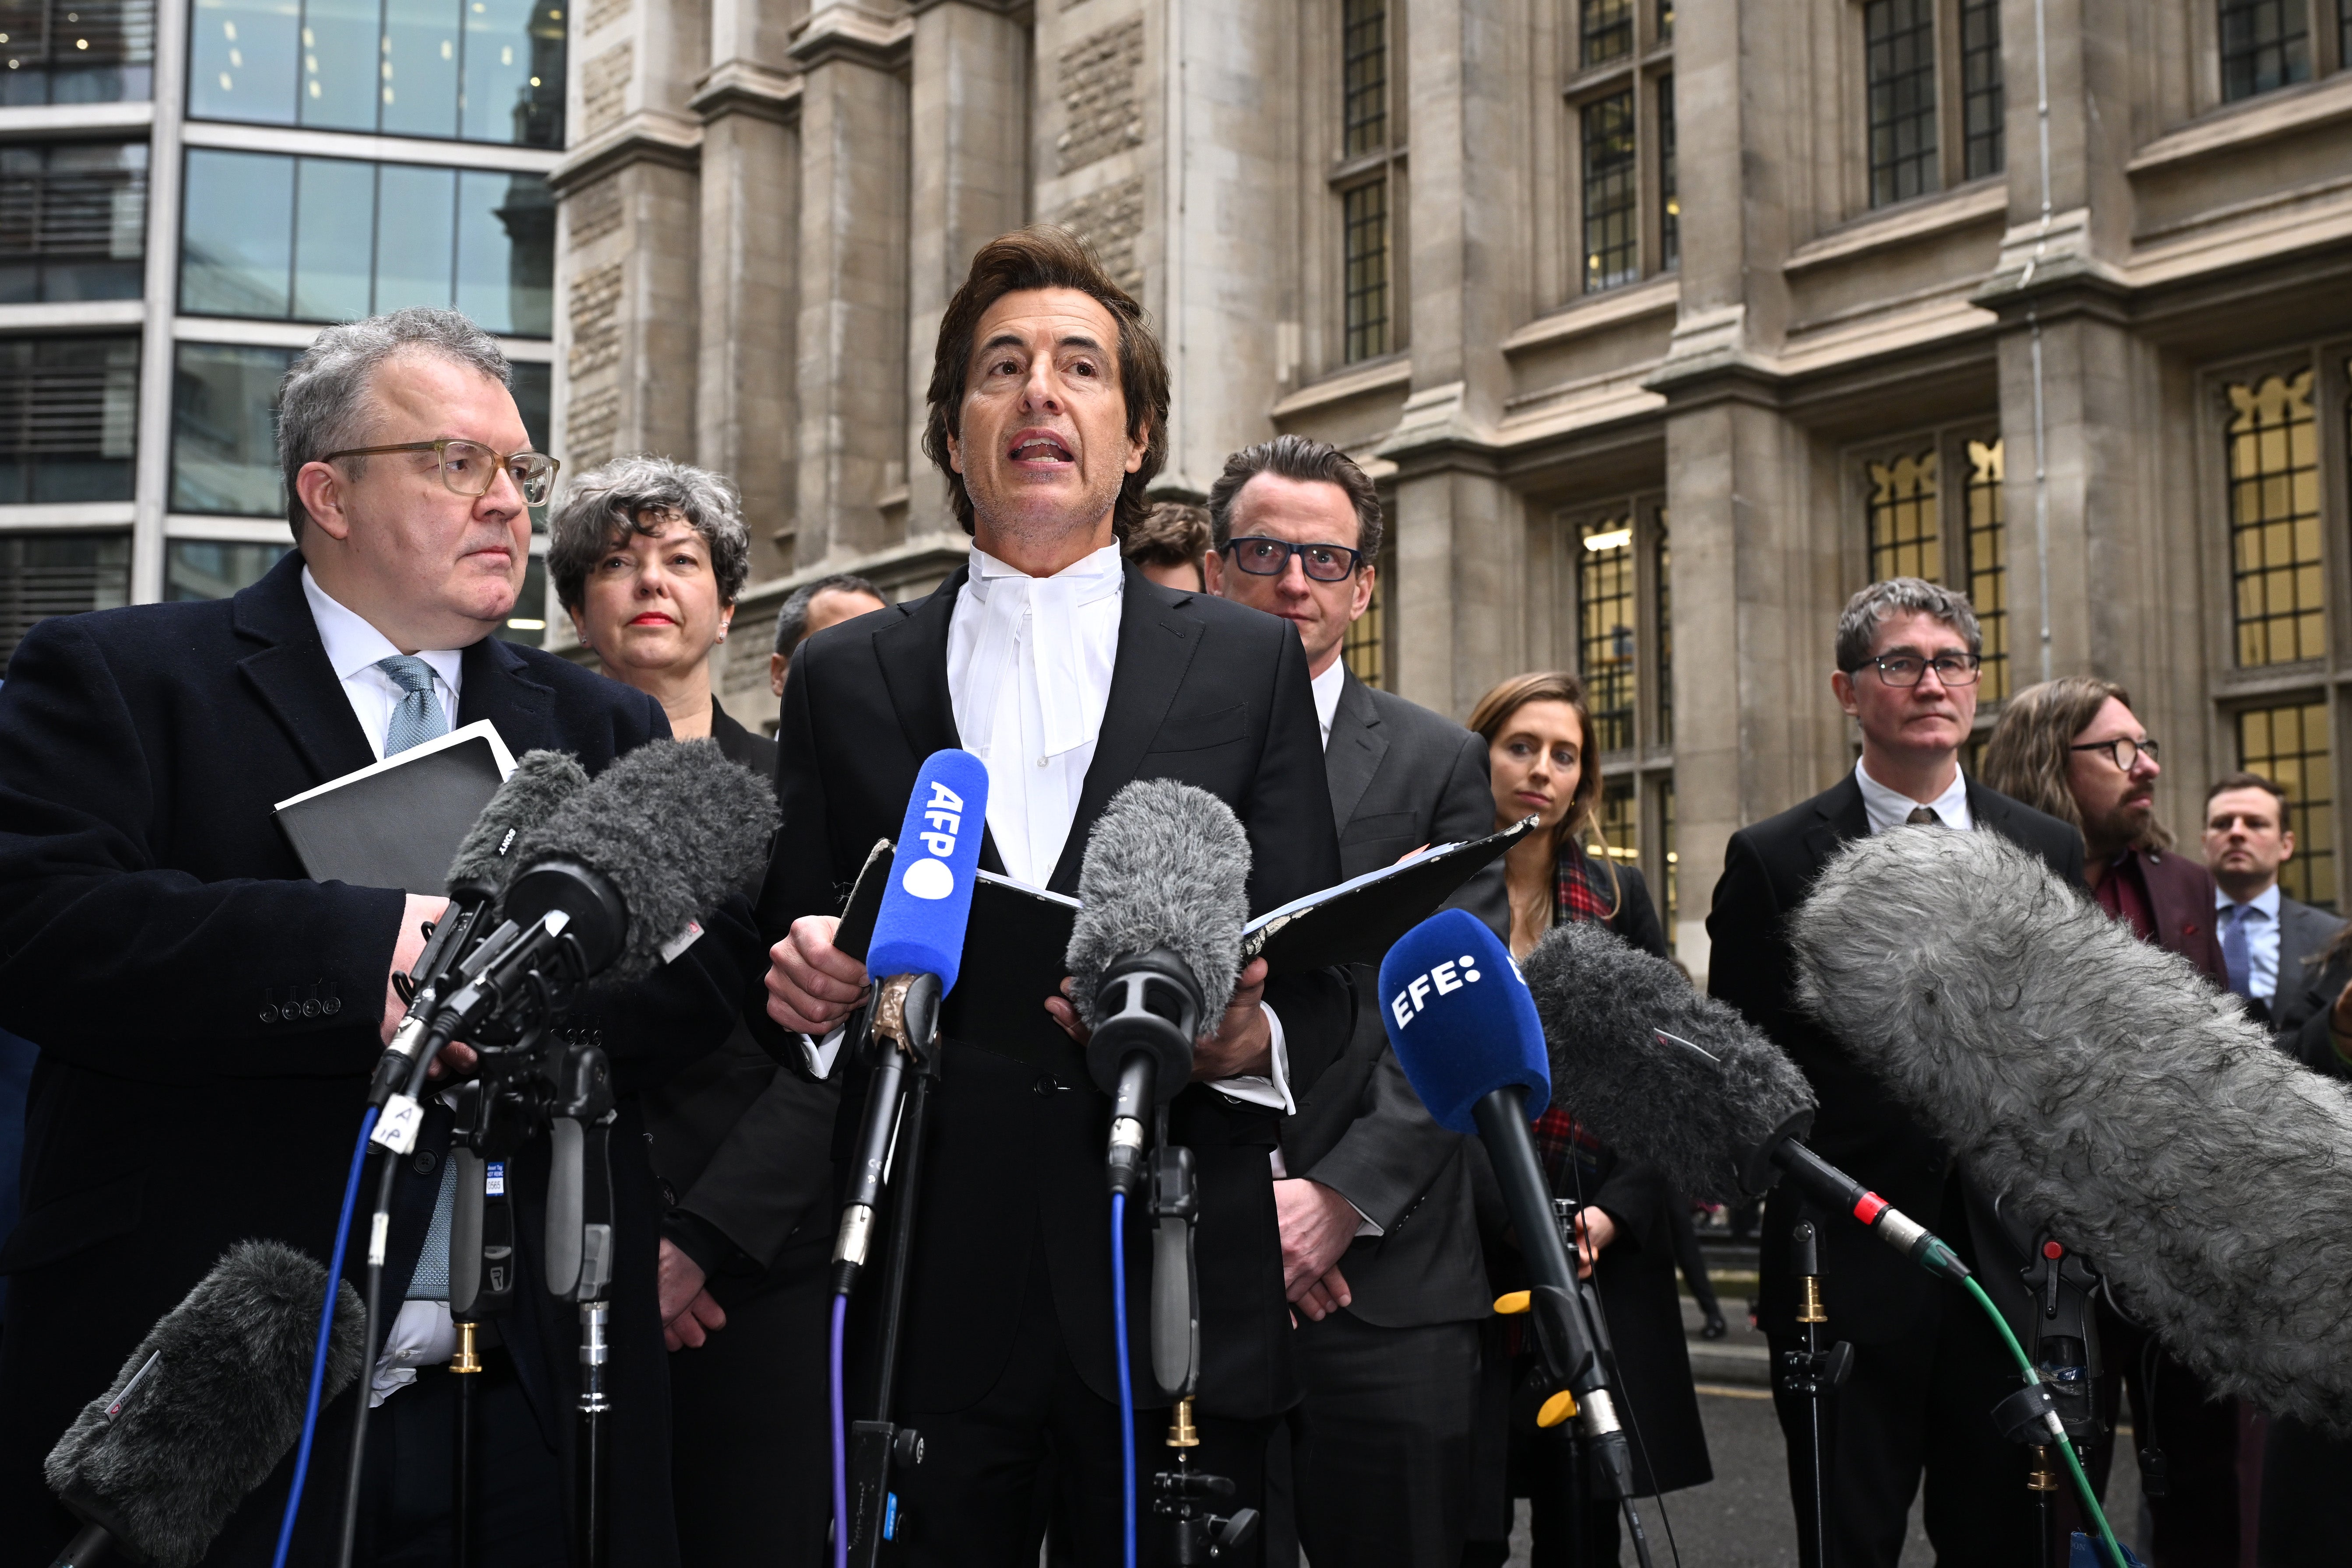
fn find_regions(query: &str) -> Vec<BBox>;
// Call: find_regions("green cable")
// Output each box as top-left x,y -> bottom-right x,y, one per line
1960,1275 -> 2129,1568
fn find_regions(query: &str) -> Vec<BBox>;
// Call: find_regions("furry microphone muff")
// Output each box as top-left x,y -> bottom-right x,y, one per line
1791,824 -> 2352,1432
1064,777 -> 1253,1031
1521,919 -> 1818,1202
45,1240 -> 367,1566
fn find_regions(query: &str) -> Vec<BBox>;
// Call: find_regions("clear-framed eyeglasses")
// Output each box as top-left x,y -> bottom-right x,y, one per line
321,439 -> 560,507
1855,652 -> 1984,688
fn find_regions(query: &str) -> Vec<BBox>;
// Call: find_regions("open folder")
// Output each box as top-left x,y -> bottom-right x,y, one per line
831,816 -> 1533,1058
272,719 -> 519,895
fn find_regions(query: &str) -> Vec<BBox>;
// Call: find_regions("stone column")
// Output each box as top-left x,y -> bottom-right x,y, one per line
791,4 -> 912,568
1379,0 -> 1534,721
903,1 -> 1028,540
694,0 -> 805,588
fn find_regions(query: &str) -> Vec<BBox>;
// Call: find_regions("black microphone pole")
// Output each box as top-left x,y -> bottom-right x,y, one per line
1777,1215 -> 1852,1568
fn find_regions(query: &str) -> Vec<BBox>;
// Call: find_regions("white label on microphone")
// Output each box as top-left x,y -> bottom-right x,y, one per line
901,857 -> 955,900
1388,952 -> 1488,1030
372,1094 -> 424,1154
659,919 -> 704,964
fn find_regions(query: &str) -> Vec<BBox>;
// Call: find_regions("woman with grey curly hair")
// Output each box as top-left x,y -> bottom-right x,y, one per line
548,454 -> 757,748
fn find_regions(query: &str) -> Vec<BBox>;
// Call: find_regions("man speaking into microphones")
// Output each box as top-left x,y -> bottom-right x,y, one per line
0,309 -> 766,1567
759,227 -> 1351,1564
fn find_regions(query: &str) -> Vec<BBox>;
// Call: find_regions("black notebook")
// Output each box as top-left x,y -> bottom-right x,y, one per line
273,720 -> 519,895
831,817 -> 1531,1057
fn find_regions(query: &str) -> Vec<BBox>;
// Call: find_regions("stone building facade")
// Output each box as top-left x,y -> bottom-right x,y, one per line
546,0 -> 2352,979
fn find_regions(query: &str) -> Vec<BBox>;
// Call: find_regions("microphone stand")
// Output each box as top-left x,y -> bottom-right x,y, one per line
1549,1199 -> 1658,1568
843,974 -> 943,1568
1145,1116 -> 1257,1563
542,1030 -> 618,1568
1775,1215 -> 1852,1568
447,1078 -> 520,1568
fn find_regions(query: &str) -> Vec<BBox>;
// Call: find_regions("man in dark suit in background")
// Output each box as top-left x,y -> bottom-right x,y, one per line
1709,578 -> 2084,1568
758,227 -> 1351,1565
1201,434 -> 1505,1568
2204,772 -> 2339,1035
0,309 -> 759,1567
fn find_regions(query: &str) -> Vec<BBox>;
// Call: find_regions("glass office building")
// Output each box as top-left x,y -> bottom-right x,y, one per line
0,0 -> 561,673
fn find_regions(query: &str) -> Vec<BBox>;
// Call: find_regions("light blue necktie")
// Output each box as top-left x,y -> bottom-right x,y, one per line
375,654 -> 449,756
2221,904 -> 2255,999
405,1155 -> 458,1301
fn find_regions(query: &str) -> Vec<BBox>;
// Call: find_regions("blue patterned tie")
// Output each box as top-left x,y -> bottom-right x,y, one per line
375,654 -> 448,756
405,1157 -> 458,1301
2221,904 -> 2254,999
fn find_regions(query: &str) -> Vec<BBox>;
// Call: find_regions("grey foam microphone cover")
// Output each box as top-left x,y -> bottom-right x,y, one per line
1065,779 -> 1252,1028
45,1240 -> 366,1568
1521,918 -> 1817,1202
510,738 -> 781,984
1791,825 -> 2352,1432
444,749 -> 589,892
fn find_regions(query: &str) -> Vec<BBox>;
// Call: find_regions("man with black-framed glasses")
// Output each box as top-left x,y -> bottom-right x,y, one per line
1204,434 -> 1509,1568
1708,578 -> 2086,1567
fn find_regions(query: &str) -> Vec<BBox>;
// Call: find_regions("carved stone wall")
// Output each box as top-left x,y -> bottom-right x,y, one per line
1055,18 -> 1143,175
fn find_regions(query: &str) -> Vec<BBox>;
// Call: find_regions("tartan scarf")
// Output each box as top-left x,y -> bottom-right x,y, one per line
1531,840 -> 1613,1198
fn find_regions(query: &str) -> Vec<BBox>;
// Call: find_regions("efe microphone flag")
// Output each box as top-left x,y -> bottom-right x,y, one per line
1379,908 -> 1551,1133
866,747 -> 989,994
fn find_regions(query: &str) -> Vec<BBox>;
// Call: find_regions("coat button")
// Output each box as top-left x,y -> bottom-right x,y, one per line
413,1148 -> 440,1176
1034,1075 -> 1057,1097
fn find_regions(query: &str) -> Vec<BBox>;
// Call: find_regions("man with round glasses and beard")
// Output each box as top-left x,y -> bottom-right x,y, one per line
0,308 -> 763,1567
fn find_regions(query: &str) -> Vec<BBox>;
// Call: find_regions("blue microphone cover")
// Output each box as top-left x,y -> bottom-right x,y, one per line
1379,909 -> 1550,1135
866,748 -> 990,993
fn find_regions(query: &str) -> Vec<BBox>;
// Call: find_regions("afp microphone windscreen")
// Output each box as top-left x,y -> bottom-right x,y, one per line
45,1240 -> 366,1568
1378,910 -> 1549,1135
1065,778 -> 1252,1027
444,748 -> 588,893
1792,825 -> 2352,1431
1521,920 -> 1817,1203
866,748 -> 989,992
507,737 -> 780,984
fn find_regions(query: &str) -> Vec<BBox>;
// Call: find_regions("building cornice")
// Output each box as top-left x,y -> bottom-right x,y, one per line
906,0 -> 1028,15
691,60 -> 804,125
790,4 -> 915,71
546,112 -> 704,195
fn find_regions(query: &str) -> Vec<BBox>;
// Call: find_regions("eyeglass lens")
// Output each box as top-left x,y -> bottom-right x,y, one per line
1872,654 -> 1981,687
441,441 -> 555,505
1231,538 -> 1356,582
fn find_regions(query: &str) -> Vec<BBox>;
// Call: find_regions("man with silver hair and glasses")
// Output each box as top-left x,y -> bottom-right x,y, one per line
1707,578 -> 2085,1566
0,309 -> 763,1567
550,455 -> 845,1564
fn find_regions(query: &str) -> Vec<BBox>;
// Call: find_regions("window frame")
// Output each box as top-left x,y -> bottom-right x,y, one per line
1845,421 -> 2012,723
1562,0 -> 1675,299
1845,0 -> 2009,217
1326,0 -> 1409,371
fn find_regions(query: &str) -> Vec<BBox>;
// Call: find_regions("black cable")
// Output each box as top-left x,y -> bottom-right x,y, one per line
336,1149 -> 399,1568
1568,1137 -> 1683,1568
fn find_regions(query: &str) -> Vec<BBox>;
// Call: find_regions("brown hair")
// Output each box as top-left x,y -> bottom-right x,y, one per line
920,225 -> 1169,540
1979,675 -> 2172,851
1204,435 -> 1385,561
1467,670 -> 1619,915
2205,770 -> 2289,808
1124,502 -> 1213,580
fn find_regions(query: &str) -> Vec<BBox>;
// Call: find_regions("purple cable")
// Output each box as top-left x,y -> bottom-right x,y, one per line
1113,1190 -> 1136,1568
830,1291 -> 850,1568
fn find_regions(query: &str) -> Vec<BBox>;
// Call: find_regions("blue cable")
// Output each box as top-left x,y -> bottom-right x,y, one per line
1112,1190 -> 1136,1568
829,1292 -> 850,1568
273,1104 -> 378,1568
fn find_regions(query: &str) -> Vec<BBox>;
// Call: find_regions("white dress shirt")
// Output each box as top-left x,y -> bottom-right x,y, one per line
1309,657 -> 1347,749
935,545 -> 1291,1112
302,566 -> 463,759
2216,882 -> 2284,1002
1855,757 -> 1973,835
300,568 -> 467,1401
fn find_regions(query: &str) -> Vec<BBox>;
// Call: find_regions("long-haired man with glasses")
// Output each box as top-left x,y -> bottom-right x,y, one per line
0,308 -> 766,1566
1708,578 -> 2085,1567
1981,676 -> 2254,1568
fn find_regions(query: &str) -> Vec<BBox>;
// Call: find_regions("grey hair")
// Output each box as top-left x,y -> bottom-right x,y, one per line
1205,434 -> 1384,563
774,573 -> 885,657
1834,577 -> 1982,672
277,308 -> 512,541
545,455 -> 751,612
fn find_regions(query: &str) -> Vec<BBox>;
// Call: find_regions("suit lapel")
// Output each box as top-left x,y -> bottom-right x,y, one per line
1045,569 -> 1205,893
1803,772 -> 1869,864
1324,670 -> 1386,832
458,636 -> 558,753
232,555 -> 376,785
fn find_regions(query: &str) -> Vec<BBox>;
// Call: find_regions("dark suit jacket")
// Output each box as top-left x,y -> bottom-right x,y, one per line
1707,771 -> 2085,1343
645,697 -> 840,1277
757,562 -> 1352,1421
2106,845 -> 2228,986
1278,670 -> 1505,1328
2245,892 -> 2340,1041
0,553 -> 760,1568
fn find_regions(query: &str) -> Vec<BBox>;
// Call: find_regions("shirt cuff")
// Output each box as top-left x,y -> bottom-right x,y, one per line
805,1022 -> 848,1079
1213,1002 -> 1295,1113
372,1300 -> 455,1406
